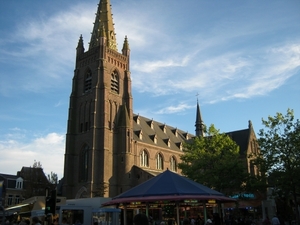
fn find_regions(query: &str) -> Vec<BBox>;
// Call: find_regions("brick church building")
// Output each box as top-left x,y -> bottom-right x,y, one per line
62,0 -> 259,199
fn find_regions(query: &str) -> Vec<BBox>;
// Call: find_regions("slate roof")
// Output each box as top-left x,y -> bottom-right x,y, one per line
132,113 -> 252,155
0,173 -> 20,189
226,128 -> 250,155
0,173 -> 19,180
133,114 -> 194,151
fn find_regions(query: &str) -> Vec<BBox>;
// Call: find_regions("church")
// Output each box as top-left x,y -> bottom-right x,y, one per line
62,0 -> 258,199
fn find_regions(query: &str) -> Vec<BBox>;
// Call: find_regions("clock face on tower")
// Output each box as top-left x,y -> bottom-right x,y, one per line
109,31 -> 117,50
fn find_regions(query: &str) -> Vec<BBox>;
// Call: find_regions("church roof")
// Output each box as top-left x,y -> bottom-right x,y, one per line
132,112 -> 253,155
132,114 -> 194,151
226,128 -> 250,155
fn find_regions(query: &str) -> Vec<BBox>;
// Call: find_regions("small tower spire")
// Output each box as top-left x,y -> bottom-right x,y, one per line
89,0 -> 117,51
195,98 -> 205,137
122,35 -> 130,56
76,34 -> 85,56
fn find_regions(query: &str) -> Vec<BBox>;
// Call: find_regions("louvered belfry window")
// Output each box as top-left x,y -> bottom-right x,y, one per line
111,71 -> 119,93
84,70 -> 92,93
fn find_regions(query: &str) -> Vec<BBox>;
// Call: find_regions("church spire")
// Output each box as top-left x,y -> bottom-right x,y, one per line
122,35 -> 130,56
89,0 -> 117,51
76,34 -> 84,57
195,99 -> 205,137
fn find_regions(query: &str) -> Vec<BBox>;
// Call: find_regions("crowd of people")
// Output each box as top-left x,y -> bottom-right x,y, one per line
3,216 -> 59,225
2,213 -> 283,225
132,213 -> 283,225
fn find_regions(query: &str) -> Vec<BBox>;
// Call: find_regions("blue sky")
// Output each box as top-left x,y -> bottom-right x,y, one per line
0,0 -> 299,179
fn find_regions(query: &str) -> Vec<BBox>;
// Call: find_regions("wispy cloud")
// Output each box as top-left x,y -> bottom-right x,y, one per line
131,40 -> 300,105
0,3 -> 95,95
0,132 -> 65,178
156,103 -> 194,114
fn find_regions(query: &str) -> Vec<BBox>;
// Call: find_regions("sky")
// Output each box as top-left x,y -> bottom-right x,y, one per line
0,0 -> 299,180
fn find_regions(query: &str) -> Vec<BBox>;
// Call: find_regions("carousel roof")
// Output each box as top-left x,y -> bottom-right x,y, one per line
103,169 -> 235,206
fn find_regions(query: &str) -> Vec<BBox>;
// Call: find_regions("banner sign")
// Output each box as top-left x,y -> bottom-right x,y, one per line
230,193 -> 255,199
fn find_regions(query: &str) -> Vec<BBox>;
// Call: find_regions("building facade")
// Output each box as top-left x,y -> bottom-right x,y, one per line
0,167 -> 54,208
62,0 -> 259,199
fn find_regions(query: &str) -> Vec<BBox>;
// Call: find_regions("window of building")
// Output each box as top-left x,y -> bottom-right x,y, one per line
15,195 -> 20,204
154,135 -> 157,144
186,133 -> 190,140
164,138 -> 171,147
84,69 -> 92,93
161,125 -> 167,133
15,177 -> 23,189
176,142 -> 183,151
148,120 -> 154,129
85,121 -> 89,131
250,160 -> 255,176
156,153 -> 164,170
170,156 -> 177,172
7,195 -> 13,206
173,128 -> 178,137
139,131 -> 143,140
135,115 -> 140,125
111,71 -> 119,93
80,145 -> 89,181
140,150 -> 149,167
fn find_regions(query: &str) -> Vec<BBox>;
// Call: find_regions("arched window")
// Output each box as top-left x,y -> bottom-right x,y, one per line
80,145 -> 89,181
170,156 -> 177,172
84,69 -> 92,93
111,71 -> 119,93
156,153 -> 164,170
140,150 -> 149,167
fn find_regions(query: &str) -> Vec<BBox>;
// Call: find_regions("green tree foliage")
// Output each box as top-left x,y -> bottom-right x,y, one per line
178,125 -> 248,196
255,109 -> 300,222
92,182 -> 108,197
47,172 -> 58,185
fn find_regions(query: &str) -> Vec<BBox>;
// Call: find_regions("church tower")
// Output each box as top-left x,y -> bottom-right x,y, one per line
63,0 -> 133,198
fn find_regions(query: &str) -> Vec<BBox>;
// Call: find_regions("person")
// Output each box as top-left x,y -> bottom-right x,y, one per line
53,218 -> 58,225
213,213 -> 220,225
263,217 -> 271,225
183,218 -> 190,225
134,214 -> 149,225
271,215 -> 280,225
196,215 -> 203,225
75,220 -> 82,225
206,218 -> 213,225
19,220 -> 27,225
32,217 -> 41,225
61,218 -> 68,225
191,218 -> 195,225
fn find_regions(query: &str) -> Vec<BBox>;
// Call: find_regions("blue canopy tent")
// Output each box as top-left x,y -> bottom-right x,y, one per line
103,169 -> 235,225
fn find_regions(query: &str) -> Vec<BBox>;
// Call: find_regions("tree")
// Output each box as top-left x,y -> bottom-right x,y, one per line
178,124 -> 249,196
92,182 -> 108,197
254,109 -> 300,223
47,172 -> 58,185
33,160 -> 42,168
